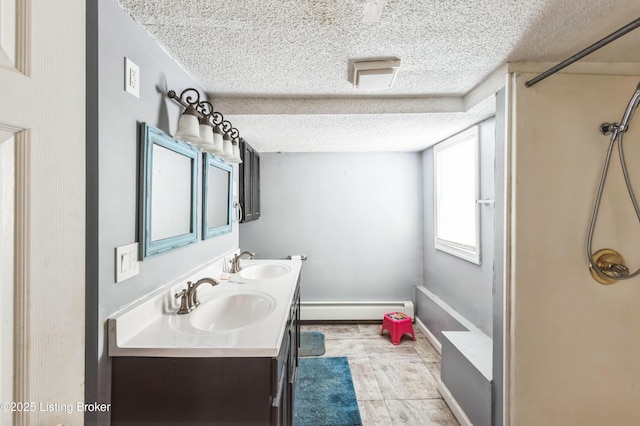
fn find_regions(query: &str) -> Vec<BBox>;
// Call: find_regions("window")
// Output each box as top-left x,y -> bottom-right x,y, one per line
434,126 -> 480,264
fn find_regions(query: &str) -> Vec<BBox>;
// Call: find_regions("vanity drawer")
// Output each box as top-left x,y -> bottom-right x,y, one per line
111,357 -> 273,425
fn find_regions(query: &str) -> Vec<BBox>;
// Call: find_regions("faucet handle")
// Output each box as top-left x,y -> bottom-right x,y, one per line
222,257 -> 233,273
175,289 -> 191,315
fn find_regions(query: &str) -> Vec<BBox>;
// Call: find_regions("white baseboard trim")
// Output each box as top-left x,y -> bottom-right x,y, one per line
415,317 -> 441,354
438,379 -> 473,426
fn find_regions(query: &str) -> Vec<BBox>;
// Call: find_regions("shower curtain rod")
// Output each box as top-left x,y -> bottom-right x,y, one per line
525,17 -> 640,88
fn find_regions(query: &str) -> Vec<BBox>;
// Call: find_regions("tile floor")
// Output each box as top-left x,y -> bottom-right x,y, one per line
300,323 -> 459,426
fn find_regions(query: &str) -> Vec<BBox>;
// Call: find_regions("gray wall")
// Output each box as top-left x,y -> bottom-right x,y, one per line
420,118 -> 496,336
87,0 -> 238,423
240,152 -> 423,302
415,287 -> 468,343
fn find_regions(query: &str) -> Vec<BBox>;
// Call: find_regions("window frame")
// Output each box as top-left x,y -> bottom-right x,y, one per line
433,126 -> 481,265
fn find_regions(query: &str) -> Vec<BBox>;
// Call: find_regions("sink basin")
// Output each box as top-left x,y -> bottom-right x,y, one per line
189,292 -> 275,332
239,264 -> 291,280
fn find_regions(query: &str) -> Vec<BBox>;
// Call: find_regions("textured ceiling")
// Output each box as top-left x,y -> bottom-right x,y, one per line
117,0 -> 640,152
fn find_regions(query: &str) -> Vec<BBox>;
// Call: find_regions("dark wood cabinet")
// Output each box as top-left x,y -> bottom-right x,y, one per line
239,139 -> 260,222
273,285 -> 299,426
111,284 -> 300,426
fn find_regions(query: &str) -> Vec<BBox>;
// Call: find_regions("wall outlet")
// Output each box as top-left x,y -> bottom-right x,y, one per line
124,57 -> 140,98
115,242 -> 140,283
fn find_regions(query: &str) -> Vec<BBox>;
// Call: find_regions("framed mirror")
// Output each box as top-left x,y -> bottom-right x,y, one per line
139,123 -> 199,258
202,153 -> 233,239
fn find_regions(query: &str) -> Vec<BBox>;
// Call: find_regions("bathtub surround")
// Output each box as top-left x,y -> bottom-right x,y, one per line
507,71 -> 640,425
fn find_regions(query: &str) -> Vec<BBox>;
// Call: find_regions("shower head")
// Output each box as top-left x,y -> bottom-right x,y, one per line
619,82 -> 640,132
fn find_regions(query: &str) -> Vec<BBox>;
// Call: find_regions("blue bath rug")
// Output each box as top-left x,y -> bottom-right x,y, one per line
300,331 -> 325,357
294,356 -> 363,426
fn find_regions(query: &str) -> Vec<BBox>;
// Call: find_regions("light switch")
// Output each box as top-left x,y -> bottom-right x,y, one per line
115,242 -> 140,283
124,57 -> 140,98
121,253 -> 130,272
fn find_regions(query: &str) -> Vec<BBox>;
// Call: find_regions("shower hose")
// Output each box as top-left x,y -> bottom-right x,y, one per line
587,83 -> 640,281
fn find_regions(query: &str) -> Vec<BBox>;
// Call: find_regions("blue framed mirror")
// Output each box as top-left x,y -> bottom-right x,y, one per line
202,153 -> 233,239
139,123 -> 199,258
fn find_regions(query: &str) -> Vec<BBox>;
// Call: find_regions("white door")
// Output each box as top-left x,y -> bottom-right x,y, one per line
0,0 -> 85,424
0,130 -> 16,426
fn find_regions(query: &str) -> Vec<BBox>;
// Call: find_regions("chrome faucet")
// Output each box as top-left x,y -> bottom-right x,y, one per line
228,251 -> 255,273
174,277 -> 220,315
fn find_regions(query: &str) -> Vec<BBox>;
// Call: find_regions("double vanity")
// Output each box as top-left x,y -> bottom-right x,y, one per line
108,256 -> 302,425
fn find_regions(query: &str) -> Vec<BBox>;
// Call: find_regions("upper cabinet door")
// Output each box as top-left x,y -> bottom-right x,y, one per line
239,139 -> 260,223
252,152 -> 260,220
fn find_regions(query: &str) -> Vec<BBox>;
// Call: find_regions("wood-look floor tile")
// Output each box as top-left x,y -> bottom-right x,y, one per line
372,362 -> 441,400
357,400 -> 393,426
425,362 -> 441,382
298,323 -> 456,425
385,399 -> 459,425
303,324 -> 361,339
379,329 -> 419,346
300,324 -> 316,333
413,337 -> 441,362
363,338 -> 423,364
323,339 -> 370,364
358,323 -> 384,337
349,361 -> 383,401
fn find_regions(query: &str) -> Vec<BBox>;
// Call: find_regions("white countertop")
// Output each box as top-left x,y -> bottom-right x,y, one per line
108,259 -> 302,358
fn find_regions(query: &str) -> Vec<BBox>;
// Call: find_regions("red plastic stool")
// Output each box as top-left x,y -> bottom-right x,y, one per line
380,312 -> 416,345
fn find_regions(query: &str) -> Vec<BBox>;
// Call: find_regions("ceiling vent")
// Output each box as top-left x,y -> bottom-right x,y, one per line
353,59 -> 401,90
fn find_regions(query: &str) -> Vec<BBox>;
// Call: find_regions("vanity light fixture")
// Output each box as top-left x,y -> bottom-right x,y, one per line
229,133 -> 243,164
212,121 -> 225,154
200,101 -> 228,156
167,88 -> 238,160
231,140 -> 242,164
220,121 -> 243,164
352,58 -> 401,90
196,101 -> 225,155
173,89 -> 202,144
219,121 -> 233,160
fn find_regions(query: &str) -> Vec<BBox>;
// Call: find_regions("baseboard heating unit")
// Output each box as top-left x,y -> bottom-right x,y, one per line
300,301 -> 415,322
